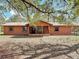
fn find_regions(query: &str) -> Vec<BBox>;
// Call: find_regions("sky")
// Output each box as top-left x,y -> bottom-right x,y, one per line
53,0 -> 67,11
40,0 -> 46,5
3,11 -> 12,18
3,10 -> 16,20
3,0 -> 67,19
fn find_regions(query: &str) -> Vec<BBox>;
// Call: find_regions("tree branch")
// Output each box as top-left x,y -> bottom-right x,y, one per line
6,0 -> 22,16
21,0 -> 54,13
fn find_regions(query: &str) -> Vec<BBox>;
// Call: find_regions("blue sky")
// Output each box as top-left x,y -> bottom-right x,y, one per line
3,11 -> 14,20
3,11 -> 12,18
53,0 -> 67,10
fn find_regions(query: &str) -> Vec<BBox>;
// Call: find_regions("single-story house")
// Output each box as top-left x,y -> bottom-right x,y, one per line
2,20 -> 79,35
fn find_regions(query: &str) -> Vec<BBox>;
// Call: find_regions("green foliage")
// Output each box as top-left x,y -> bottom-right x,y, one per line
10,0 -> 26,11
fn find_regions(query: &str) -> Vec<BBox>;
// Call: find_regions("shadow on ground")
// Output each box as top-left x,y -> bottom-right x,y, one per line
0,40 -> 79,59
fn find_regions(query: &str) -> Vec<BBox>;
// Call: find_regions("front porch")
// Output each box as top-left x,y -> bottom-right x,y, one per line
29,26 -> 49,35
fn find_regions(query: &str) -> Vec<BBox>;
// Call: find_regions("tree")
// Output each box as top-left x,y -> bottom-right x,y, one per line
0,0 -> 79,24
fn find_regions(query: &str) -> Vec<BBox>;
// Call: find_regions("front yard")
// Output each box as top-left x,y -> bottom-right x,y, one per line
0,35 -> 79,59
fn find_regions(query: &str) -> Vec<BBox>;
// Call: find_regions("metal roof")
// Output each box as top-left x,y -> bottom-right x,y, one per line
2,22 -> 29,26
48,22 -> 79,26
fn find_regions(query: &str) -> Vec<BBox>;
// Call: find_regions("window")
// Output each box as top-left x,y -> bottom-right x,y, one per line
9,27 -> 13,31
22,27 -> 27,32
54,26 -> 59,31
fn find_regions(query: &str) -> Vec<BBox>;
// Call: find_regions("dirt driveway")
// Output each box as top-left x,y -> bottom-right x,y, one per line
0,35 -> 79,59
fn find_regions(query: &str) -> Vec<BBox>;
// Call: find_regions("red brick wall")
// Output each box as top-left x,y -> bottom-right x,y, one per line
49,26 -> 72,35
3,26 -> 29,35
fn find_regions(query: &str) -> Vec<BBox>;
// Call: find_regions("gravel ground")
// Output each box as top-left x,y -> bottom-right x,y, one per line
0,35 -> 79,59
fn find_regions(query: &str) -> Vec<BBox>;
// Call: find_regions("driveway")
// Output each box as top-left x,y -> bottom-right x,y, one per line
0,35 -> 79,59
